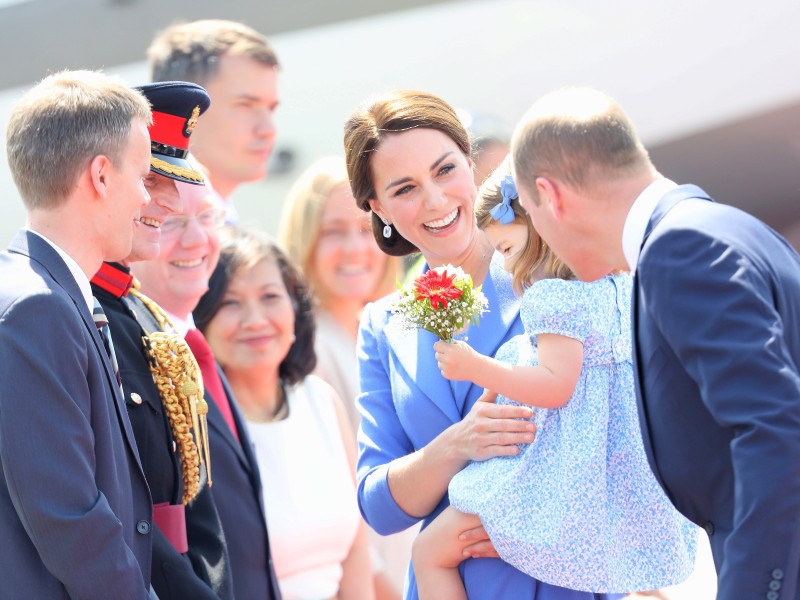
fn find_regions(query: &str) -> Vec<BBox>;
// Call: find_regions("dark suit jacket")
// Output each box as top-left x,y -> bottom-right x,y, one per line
0,231 -> 153,599
205,367 -> 282,600
633,186 -> 800,600
94,277 -> 233,600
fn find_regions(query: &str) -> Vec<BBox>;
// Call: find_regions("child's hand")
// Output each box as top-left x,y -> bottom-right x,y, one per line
434,339 -> 481,381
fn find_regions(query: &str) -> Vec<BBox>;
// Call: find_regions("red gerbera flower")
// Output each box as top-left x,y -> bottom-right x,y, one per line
414,268 -> 463,310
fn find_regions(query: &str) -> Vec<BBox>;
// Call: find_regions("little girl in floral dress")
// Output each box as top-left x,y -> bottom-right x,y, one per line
411,160 -> 697,599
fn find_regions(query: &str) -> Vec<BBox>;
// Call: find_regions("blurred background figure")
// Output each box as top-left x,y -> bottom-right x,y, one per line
471,135 -> 510,188
278,157 -> 407,599
148,19 -> 280,223
278,156 -> 398,428
195,227 -> 375,600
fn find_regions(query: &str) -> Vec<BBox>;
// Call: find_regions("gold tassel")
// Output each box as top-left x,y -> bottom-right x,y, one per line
183,380 -> 212,487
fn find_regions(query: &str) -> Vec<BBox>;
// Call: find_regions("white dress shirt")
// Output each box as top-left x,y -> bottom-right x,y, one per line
27,229 -> 93,314
621,178 -> 678,272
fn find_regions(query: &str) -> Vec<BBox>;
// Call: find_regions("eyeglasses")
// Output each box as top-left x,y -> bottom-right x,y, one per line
160,207 -> 226,236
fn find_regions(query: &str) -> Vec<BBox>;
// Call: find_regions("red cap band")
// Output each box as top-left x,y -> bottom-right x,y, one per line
150,111 -> 190,150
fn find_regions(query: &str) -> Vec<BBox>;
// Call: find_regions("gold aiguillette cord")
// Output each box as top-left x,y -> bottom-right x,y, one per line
182,380 -> 212,486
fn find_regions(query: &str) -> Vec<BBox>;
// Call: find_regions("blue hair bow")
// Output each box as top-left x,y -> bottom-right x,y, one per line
489,175 -> 518,225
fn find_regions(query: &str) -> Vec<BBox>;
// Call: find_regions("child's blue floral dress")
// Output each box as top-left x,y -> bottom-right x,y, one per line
448,274 -> 698,593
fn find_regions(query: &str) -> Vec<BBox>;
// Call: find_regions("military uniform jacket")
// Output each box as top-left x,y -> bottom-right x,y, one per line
93,263 -> 233,600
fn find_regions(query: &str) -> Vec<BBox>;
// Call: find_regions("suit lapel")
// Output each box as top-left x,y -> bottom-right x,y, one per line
449,259 -> 520,412
7,230 -> 144,467
204,367 -> 251,473
384,256 -> 520,422
384,314 -> 459,422
642,184 -> 711,244
634,184 -> 713,488
631,270 -> 659,479
221,370 -> 265,496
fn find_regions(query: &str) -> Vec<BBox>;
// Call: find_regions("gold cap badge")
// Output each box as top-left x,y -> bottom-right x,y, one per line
185,105 -> 201,137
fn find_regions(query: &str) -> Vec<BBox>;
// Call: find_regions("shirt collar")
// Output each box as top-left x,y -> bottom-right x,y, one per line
26,228 -> 94,313
621,178 -> 678,271
166,311 -> 195,338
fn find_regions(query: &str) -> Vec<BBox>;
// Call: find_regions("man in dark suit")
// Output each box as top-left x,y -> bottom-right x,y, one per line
131,181 -> 281,600
91,81 -> 234,599
0,70 -> 156,598
511,87 -> 800,600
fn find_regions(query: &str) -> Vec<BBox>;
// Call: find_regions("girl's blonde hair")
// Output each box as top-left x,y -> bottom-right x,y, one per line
475,155 -> 573,293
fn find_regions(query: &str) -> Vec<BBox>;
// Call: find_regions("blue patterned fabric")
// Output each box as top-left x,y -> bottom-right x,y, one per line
449,274 -> 698,593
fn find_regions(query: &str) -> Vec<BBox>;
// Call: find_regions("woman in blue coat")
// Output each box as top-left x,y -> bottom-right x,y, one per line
343,90 -> 619,600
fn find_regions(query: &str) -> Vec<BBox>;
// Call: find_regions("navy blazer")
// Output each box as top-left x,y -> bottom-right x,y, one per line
356,257 -> 571,599
633,186 -> 800,600
0,231 -> 153,599
205,366 -> 282,600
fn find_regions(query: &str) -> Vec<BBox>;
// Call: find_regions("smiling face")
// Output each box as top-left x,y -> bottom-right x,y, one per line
101,117 -> 152,262
311,183 -> 387,306
131,181 -> 220,318
367,128 -> 478,267
126,172 -> 182,263
188,54 -> 279,198
204,256 -> 295,375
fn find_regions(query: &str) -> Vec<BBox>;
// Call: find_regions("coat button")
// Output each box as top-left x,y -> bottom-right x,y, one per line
130,393 -> 143,405
767,591 -> 778,600
772,569 -> 784,580
769,580 -> 781,591
702,521 -> 714,535
136,520 -> 150,535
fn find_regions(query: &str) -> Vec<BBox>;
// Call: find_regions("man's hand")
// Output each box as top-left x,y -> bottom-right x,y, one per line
458,522 -> 500,559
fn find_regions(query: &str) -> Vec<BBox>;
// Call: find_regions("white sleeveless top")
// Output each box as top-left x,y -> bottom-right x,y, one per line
246,375 -> 360,600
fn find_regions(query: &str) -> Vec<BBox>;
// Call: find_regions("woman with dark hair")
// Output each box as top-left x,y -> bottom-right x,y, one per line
194,227 -> 374,600
344,90 -> 619,600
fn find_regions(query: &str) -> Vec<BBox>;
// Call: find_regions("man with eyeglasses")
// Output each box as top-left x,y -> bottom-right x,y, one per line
90,82 -> 235,600
132,184 -> 282,599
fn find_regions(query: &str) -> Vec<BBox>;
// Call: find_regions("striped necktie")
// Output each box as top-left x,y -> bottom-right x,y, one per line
92,297 -> 123,394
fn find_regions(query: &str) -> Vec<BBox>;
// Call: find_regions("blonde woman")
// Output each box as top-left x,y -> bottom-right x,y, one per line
278,157 -> 407,599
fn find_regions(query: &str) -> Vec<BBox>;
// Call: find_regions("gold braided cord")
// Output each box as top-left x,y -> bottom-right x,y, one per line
150,156 -> 205,183
143,332 -> 204,504
129,288 -> 209,504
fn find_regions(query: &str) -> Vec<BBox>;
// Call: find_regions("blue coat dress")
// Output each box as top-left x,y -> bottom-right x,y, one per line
356,255 -> 620,600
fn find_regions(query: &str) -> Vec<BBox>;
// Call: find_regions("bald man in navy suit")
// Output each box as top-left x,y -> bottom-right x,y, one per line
511,87 -> 800,600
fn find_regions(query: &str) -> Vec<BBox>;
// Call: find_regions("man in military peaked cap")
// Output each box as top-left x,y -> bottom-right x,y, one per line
91,81 -> 235,600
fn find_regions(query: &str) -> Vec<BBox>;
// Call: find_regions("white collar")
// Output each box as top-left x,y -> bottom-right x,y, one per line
621,178 -> 678,271
27,228 -> 94,313
166,311 -> 195,338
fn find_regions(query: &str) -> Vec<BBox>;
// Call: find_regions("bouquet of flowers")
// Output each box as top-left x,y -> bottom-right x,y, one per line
392,265 -> 488,342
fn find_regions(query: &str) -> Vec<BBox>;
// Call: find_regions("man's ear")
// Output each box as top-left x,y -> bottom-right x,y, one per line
367,198 -> 386,222
89,154 -> 112,198
535,175 -> 565,219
